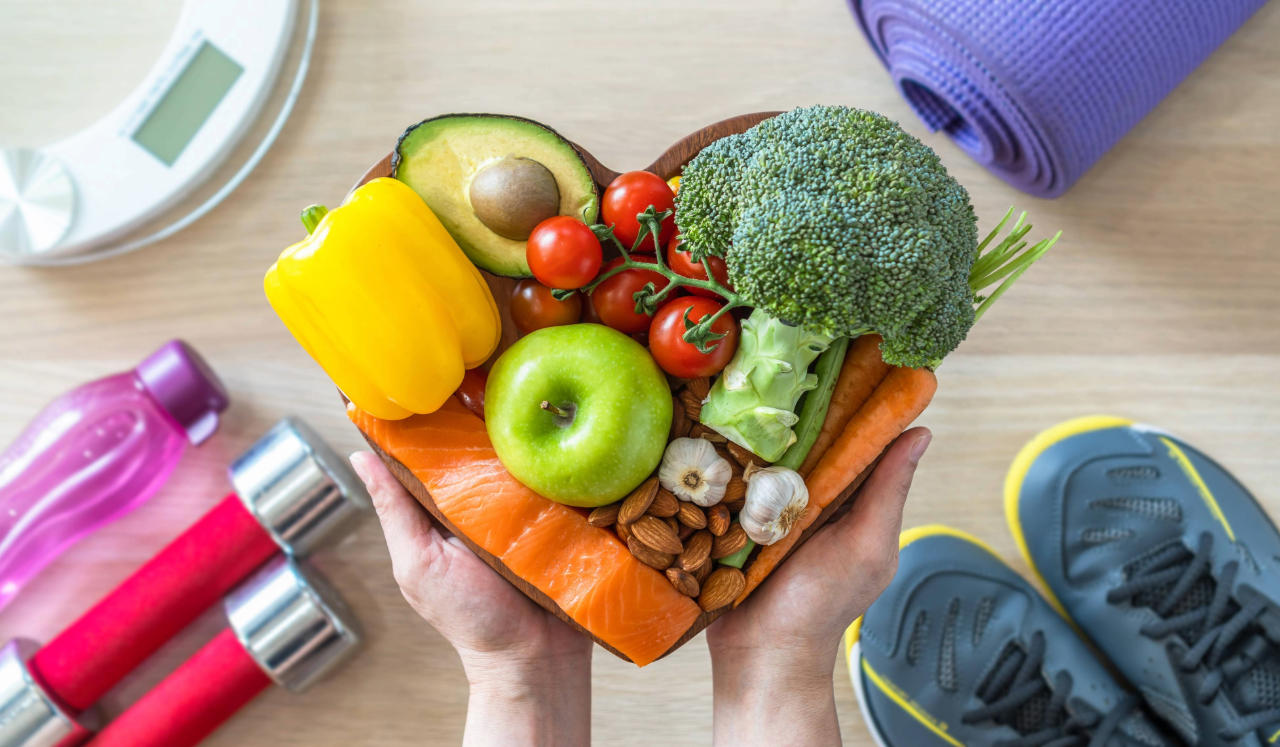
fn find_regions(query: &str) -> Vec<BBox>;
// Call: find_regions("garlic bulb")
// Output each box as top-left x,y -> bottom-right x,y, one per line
739,463 -> 809,545
659,438 -> 733,507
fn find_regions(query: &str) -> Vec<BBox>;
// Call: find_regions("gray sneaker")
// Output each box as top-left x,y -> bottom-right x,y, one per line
1007,416 -> 1280,746
848,525 -> 1174,747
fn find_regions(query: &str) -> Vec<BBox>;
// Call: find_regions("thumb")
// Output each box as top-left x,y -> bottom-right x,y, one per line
828,427 -> 931,588
349,451 -> 443,579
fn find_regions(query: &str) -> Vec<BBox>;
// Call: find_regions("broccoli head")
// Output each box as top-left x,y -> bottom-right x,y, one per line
672,128 -> 757,262
675,105 -> 982,368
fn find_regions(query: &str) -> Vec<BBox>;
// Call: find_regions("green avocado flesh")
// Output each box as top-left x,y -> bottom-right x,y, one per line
393,114 -> 600,278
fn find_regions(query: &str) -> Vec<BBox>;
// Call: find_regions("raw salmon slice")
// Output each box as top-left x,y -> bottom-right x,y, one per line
350,397 -> 701,666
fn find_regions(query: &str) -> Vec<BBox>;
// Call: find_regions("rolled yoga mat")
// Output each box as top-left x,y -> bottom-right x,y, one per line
849,0 -> 1269,197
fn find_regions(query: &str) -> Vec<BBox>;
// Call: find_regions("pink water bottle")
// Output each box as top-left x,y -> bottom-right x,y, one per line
0,340 -> 229,612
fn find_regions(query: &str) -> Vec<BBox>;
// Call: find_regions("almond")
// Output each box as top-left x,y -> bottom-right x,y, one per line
669,393 -> 687,442
686,376 -> 711,401
716,446 -> 744,476
723,475 -> 747,503
616,521 -> 633,543
727,441 -> 771,470
631,515 -> 684,555
628,536 -> 673,570
690,424 -> 727,443
666,567 -> 700,597
692,558 -> 713,585
699,566 -> 746,611
588,503 -> 621,527
676,501 -> 706,529
678,523 -> 697,541
664,516 -> 681,535
707,503 -> 731,536
677,530 -> 713,572
679,389 -> 703,422
618,476 -> 659,525
647,488 -> 679,518
723,496 -> 746,513
676,415 -> 693,439
711,523 -> 749,559
670,393 -> 691,440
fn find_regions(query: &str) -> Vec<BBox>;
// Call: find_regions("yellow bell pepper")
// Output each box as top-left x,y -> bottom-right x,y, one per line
265,177 -> 501,420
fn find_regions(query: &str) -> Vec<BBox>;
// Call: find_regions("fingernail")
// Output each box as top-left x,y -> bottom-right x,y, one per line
909,431 -> 932,463
349,452 -> 372,484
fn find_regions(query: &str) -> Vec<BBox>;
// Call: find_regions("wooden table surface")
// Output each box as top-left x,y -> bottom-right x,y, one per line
3,1 -> 1279,744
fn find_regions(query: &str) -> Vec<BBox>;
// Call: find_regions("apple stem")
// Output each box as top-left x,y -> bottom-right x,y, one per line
541,401 -> 572,419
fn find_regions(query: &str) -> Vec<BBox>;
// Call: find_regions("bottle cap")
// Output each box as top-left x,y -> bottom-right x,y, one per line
135,340 -> 230,446
224,557 -> 361,692
0,640 -> 98,747
228,417 -> 371,558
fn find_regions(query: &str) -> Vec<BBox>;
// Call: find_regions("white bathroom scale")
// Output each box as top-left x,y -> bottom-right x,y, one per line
0,0 -> 317,266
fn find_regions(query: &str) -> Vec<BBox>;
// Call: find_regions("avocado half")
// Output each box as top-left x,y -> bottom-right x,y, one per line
392,114 -> 600,278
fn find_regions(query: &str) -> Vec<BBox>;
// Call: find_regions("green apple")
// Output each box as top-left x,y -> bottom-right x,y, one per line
485,324 -> 672,507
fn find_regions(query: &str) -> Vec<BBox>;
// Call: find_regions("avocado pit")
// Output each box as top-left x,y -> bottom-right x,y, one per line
469,157 -> 560,241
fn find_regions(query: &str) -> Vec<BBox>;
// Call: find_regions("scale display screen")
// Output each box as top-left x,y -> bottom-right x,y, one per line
132,41 -> 243,166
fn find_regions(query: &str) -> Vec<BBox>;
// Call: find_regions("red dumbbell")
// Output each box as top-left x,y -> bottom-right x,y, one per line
87,556 -> 361,747
0,417 -> 368,747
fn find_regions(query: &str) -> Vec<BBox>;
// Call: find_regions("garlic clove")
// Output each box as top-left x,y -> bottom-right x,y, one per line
658,437 -> 734,508
738,465 -> 808,545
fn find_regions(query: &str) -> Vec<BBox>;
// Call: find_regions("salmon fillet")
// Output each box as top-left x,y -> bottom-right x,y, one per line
349,397 -> 701,666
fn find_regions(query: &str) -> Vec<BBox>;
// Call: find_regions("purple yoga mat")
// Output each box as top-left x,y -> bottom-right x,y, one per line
849,0 -> 1268,197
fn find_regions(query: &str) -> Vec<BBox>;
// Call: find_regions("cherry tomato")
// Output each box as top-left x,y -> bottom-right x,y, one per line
602,171 -> 675,252
648,297 -> 739,379
455,369 -> 488,420
510,279 -> 582,334
581,291 -> 603,325
667,237 -> 733,300
590,256 -> 673,334
526,216 -> 603,290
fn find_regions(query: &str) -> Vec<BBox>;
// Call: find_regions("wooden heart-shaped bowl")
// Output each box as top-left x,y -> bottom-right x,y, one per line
349,112 -> 883,663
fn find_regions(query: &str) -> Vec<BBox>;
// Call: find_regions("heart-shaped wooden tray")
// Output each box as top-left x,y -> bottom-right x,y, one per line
349,112 -> 882,663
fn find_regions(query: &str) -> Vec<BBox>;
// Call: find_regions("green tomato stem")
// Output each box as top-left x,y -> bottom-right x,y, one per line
580,205 -> 748,347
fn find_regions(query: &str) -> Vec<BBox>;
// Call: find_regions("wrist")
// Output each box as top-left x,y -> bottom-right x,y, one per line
461,645 -> 590,689
460,650 -> 592,747
711,644 -> 841,746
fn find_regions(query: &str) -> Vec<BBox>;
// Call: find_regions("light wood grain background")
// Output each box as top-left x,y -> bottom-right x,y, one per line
2,1 -> 1279,744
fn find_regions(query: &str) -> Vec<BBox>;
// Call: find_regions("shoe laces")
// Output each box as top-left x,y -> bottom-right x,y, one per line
961,631 -> 1143,747
1106,532 -> 1280,741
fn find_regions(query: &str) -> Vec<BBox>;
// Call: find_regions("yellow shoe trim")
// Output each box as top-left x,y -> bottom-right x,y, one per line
1003,415 -> 1133,620
1158,436 -> 1235,542
844,526 -> 1002,663
860,656 -> 966,747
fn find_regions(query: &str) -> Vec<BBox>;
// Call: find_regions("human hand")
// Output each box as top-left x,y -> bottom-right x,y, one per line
705,428 -> 931,746
350,452 -> 592,747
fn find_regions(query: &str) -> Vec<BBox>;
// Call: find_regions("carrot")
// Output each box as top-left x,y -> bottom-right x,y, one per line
734,364 -> 937,606
796,335 -> 891,478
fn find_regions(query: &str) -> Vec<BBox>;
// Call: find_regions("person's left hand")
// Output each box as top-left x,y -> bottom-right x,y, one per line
350,452 -> 591,747
705,427 -> 931,746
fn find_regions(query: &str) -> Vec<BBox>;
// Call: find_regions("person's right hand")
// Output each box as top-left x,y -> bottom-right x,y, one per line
350,451 -> 591,747
706,427 -> 931,746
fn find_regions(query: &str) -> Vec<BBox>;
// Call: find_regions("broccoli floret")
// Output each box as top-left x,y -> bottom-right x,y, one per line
673,129 -> 757,262
683,106 -> 1059,461
677,105 -> 991,368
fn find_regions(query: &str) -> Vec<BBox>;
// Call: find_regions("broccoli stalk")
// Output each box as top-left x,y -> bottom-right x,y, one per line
698,310 -> 835,462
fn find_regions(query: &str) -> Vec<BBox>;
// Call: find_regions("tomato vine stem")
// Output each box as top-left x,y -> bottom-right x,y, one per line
568,205 -> 746,350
